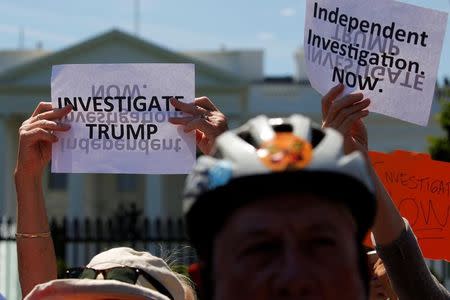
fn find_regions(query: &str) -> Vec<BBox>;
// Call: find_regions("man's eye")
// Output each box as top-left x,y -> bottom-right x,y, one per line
310,237 -> 337,247
240,241 -> 280,257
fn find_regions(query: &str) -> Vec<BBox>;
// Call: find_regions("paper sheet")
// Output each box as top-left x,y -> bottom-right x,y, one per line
51,63 -> 196,174
304,0 -> 448,125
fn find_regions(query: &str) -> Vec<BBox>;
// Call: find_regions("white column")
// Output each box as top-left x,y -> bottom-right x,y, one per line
67,174 -> 85,220
0,116 -> 14,219
66,173 -> 86,267
0,117 -> 6,217
144,175 -> 165,218
144,175 -> 166,256
83,174 -> 96,218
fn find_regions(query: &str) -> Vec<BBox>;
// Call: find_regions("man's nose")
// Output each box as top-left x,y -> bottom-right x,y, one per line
272,248 -> 317,298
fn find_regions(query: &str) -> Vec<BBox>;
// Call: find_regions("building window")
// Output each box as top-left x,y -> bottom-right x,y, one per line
48,168 -> 68,190
117,175 -> 138,192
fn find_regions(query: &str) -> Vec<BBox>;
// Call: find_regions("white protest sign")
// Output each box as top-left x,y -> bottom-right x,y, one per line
51,64 -> 196,174
304,0 -> 448,126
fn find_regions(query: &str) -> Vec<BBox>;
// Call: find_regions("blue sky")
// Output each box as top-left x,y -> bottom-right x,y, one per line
0,0 -> 449,81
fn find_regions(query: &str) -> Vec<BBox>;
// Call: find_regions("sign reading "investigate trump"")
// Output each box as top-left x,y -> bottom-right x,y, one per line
51,64 -> 196,174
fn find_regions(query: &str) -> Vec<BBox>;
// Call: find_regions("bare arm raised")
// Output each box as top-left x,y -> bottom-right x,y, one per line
321,83 -> 405,243
321,84 -> 449,299
15,102 -> 71,297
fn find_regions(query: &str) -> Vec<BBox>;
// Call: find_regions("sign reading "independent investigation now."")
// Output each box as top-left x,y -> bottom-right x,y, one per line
304,0 -> 448,126
51,63 -> 196,174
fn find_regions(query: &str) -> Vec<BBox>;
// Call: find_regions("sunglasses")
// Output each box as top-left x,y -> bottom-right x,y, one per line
65,266 -> 174,300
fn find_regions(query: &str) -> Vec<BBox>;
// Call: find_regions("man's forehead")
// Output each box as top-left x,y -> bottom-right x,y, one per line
234,193 -> 350,216
224,194 -> 356,235
233,221 -> 340,237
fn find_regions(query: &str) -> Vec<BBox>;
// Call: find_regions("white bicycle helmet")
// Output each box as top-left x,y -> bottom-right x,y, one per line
185,114 -> 376,252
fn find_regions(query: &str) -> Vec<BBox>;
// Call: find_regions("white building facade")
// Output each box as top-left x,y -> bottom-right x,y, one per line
0,30 -> 248,221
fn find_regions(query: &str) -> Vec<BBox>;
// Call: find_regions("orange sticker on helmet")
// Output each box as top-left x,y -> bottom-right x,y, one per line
257,133 -> 313,171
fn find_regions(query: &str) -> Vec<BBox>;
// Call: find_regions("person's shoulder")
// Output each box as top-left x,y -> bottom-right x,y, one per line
0,293 -> 6,300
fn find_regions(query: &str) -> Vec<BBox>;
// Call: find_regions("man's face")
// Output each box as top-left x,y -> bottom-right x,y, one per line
212,194 -> 366,300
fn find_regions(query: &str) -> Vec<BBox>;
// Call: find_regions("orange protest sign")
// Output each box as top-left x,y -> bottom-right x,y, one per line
369,150 -> 450,261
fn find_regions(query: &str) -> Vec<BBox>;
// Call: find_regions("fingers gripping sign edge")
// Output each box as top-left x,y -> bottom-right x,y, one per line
170,97 -> 208,116
31,105 -> 73,124
329,98 -> 370,129
183,118 -> 215,136
194,96 -> 218,111
322,83 -> 345,116
26,120 -> 71,132
324,93 -> 365,126
31,101 -> 53,117
25,128 -> 59,144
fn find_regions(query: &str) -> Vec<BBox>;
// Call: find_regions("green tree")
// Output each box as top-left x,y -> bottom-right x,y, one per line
429,81 -> 450,162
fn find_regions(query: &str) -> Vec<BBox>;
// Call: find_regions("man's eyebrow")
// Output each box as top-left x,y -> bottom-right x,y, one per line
235,222 -> 339,237
234,226 -> 279,238
304,222 -> 340,232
